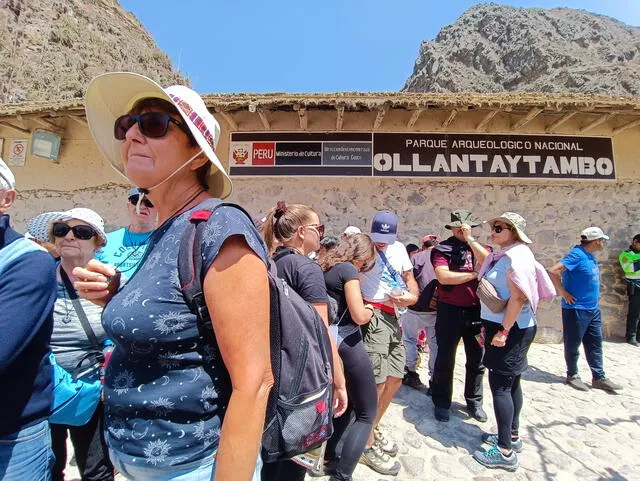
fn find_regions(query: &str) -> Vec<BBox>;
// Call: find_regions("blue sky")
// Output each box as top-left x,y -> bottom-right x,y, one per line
120,1 -> 640,94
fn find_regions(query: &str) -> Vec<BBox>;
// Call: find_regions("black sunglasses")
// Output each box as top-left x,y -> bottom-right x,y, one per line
128,195 -> 154,208
52,222 -> 97,240
114,112 -> 190,140
491,224 -> 512,234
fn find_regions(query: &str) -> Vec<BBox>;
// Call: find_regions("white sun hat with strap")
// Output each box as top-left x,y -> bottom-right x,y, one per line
84,72 -> 232,199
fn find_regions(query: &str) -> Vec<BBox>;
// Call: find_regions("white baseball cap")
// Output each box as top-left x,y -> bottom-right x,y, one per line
343,226 -> 361,236
85,72 -> 232,199
0,157 -> 15,189
580,227 -> 610,241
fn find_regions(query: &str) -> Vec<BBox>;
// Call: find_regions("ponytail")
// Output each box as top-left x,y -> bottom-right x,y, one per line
263,201 -> 316,255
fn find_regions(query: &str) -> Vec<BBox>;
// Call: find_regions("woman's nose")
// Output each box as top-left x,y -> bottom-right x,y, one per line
125,119 -> 145,142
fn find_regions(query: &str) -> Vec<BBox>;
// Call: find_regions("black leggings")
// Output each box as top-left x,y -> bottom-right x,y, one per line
488,371 -> 523,451
326,330 -> 378,481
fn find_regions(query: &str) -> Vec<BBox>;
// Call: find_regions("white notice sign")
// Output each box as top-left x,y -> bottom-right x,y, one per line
8,140 -> 28,166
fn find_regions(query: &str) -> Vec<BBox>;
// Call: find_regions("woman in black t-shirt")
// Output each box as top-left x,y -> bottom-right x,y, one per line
320,234 -> 380,481
261,201 -> 348,481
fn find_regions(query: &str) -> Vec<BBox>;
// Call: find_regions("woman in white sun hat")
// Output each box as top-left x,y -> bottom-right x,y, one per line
43,208 -> 114,481
471,212 -> 555,472
74,73 -> 271,481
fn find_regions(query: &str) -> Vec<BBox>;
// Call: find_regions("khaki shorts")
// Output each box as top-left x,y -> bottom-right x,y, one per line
361,307 -> 406,384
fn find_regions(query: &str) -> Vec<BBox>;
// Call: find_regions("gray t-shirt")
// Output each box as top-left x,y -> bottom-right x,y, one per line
52,279 -> 106,380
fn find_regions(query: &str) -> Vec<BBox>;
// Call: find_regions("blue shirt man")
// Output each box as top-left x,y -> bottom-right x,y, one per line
96,188 -> 157,282
548,227 -> 621,393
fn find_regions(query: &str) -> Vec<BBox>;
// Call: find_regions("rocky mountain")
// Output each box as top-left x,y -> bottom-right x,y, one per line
403,4 -> 640,96
0,0 -> 183,103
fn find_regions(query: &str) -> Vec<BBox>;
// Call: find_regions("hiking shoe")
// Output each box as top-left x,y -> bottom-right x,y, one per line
434,406 -> 450,422
374,427 -> 399,456
467,406 -> 488,423
566,375 -> 589,391
481,433 -> 524,453
592,377 -> 622,392
359,445 -> 401,476
472,445 -> 519,471
402,370 -> 427,390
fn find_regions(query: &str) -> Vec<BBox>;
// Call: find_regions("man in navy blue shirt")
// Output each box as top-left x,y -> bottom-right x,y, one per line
0,158 -> 57,479
548,227 -> 622,393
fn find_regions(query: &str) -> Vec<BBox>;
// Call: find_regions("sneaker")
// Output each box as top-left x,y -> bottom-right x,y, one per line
472,445 -> 519,471
373,427 -> 399,456
359,445 -> 401,476
434,406 -> 450,422
481,433 -> 524,453
592,377 -> 622,392
566,375 -> 589,391
467,406 -> 488,423
402,370 -> 426,390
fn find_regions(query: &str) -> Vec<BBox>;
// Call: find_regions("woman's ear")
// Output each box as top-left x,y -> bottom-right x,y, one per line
189,152 -> 209,171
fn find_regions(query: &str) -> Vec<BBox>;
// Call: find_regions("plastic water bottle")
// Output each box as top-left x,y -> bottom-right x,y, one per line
390,284 -> 408,317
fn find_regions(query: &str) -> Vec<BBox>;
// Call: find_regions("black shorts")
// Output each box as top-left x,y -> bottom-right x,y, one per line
482,321 -> 537,376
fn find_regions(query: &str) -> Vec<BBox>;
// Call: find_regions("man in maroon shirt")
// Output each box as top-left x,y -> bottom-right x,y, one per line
430,210 -> 490,422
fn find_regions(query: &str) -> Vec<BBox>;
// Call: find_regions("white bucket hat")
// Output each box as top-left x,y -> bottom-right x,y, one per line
27,211 -> 64,243
488,212 -> 532,244
85,72 -> 232,199
45,208 -> 107,246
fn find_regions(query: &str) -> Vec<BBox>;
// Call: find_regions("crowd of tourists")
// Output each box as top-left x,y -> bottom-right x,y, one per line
0,72 -> 637,481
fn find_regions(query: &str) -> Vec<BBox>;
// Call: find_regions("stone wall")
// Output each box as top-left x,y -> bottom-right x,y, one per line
11,176 -> 640,341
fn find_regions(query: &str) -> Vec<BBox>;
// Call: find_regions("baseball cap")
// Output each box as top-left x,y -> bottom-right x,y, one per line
370,210 -> 398,244
422,234 -> 440,244
343,226 -> 361,236
0,157 -> 15,189
580,227 -> 610,241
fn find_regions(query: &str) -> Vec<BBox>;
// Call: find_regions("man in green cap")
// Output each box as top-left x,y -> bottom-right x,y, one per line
620,234 -> 640,346
430,210 -> 490,422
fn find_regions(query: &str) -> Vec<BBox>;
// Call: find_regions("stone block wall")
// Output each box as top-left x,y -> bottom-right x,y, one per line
11,177 -> 640,341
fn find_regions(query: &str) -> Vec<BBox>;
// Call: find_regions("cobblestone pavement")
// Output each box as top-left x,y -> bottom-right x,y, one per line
64,340 -> 640,481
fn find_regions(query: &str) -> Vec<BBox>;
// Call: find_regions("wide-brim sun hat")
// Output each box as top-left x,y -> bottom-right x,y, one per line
488,212 -> 532,244
445,209 -> 482,229
45,208 -> 107,246
27,211 -> 64,243
85,72 -> 232,199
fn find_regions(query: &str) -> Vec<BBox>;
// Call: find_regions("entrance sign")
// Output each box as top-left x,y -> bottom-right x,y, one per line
229,132 -> 615,180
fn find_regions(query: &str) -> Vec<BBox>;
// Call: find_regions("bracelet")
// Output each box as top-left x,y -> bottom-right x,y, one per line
364,304 -> 375,312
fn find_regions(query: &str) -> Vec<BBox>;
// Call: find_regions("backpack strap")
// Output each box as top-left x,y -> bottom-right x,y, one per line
178,201 -> 256,324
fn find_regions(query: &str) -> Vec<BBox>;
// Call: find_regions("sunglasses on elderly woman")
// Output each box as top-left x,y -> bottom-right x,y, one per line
114,112 -> 190,140
52,222 -> 97,240
491,224 -> 512,234
128,195 -> 154,208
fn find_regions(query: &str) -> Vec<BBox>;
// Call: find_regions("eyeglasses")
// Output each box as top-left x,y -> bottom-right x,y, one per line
114,112 -> 190,140
305,224 -> 325,238
128,195 -> 154,209
491,224 -> 512,234
52,222 -> 97,240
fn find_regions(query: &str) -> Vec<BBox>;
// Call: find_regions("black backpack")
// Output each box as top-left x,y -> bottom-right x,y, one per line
177,201 -> 334,463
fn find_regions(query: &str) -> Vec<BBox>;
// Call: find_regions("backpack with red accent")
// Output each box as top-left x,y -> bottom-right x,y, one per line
177,200 -> 334,462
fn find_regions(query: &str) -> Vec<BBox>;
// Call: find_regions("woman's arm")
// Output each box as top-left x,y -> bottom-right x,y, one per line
312,302 -> 348,417
203,235 -> 273,481
343,279 -> 374,325
490,274 -> 527,347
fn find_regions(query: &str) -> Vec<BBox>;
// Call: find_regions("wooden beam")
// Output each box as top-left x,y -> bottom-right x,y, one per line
336,106 -> 345,131
257,109 -> 270,130
373,106 -> 388,130
297,106 -> 307,130
441,109 -> 458,128
545,111 -> 577,133
30,117 -> 64,132
216,111 -> 238,131
580,112 -> 616,133
512,107 -> 543,130
0,121 -> 30,135
476,110 -> 499,131
612,118 -> 640,136
65,114 -> 88,127
407,109 -> 423,129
